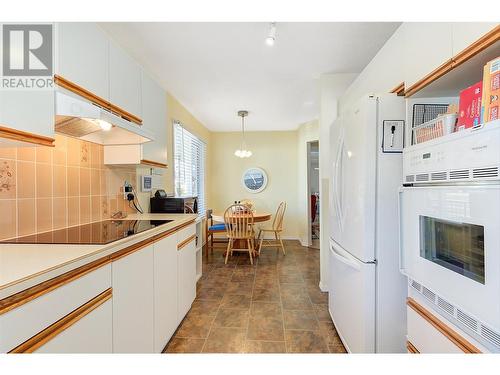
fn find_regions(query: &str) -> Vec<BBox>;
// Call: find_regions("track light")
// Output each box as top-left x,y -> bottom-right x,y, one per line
265,22 -> 276,46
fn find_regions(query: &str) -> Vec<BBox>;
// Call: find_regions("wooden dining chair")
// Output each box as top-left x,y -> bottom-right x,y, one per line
205,209 -> 227,257
257,201 -> 287,255
224,204 -> 255,265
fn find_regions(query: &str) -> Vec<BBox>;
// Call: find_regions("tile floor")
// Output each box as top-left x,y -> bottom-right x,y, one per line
164,240 -> 347,353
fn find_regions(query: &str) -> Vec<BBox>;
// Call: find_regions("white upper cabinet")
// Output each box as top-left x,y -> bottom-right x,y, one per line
141,70 -> 168,164
403,23 -> 453,90
56,23 -> 109,100
452,22 -> 499,56
109,41 -> 142,119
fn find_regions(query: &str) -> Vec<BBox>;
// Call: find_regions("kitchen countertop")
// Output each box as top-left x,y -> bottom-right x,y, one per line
0,213 -> 198,299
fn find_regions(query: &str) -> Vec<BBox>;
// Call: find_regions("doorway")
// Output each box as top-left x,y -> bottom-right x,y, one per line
307,141 -> 320,248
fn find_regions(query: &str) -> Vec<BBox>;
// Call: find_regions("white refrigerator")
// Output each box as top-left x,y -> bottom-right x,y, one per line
328,94 -> 407,353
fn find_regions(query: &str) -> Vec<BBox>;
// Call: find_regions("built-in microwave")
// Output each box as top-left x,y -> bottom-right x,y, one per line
400,184 -> 500,349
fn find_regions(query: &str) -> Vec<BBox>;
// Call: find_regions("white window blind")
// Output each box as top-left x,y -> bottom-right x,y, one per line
173,122 -> 206,216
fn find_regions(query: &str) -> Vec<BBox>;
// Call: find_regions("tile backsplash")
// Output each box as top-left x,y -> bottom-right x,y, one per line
0,135 -> 137,240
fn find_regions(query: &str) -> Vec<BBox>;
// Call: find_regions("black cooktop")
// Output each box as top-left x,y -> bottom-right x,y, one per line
0,219 -> 173,245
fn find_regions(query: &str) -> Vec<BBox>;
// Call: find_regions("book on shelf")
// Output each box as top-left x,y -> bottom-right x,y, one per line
481,56 -> 499,124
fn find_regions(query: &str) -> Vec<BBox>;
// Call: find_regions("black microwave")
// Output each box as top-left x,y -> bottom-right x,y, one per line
150,196 -> 198,214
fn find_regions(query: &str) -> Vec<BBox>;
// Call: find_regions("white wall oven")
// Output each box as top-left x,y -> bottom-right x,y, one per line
400,120 -> 500,350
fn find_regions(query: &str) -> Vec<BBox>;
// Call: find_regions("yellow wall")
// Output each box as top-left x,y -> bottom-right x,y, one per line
209,131 -> 299,239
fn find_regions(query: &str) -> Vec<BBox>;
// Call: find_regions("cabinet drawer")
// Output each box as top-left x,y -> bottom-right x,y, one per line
407,298 -> 480,353
0,263 -> 111,352
177,224 -> 196,246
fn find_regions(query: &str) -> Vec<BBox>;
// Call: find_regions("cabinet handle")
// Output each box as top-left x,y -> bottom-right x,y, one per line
177,234 -> 196,251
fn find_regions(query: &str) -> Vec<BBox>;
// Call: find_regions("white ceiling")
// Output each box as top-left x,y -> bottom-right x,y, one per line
99,22 -> 400,132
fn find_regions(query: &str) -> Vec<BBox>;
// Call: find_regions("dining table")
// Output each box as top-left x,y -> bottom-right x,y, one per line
211,211 -> 272,256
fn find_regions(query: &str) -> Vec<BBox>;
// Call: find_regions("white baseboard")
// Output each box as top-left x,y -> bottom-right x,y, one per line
319,280 -> 328,292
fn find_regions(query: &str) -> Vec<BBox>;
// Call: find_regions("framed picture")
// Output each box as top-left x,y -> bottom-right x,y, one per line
242,167 -> 268,193
382,120 -> 404,153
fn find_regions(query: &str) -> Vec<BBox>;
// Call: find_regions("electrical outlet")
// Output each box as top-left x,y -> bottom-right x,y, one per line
123,181 -> 133,200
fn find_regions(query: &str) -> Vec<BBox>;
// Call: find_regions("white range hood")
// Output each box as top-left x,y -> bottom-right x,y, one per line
55,89 -> 154,145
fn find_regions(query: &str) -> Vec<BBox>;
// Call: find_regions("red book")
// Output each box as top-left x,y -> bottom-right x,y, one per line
457,81 -> 482,130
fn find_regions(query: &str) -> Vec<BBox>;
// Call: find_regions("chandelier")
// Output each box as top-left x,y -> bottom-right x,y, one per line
234,110 -> 252,158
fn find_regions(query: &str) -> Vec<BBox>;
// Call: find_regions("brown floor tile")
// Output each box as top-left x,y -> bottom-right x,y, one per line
202,327 -> 246,353
225,281 -> 254,296
281,293 -> 314,311
175,314 -> 215,339
230,273 -> 255,283
307,287 -> 329,304
279,273 -> 304,284
318,321 -> 344,348
243,340 -> 286,353
314,304 -> 332,322
252,287 -> 280,302
189,300 -> 221,316
165,338 -> 205,353
284,310 -> 319,330
221,294 -> 251,309
250,301 -> 282,317
247,316 -> 284,341
213,308 -> 249,328
285,330 -> 329,353
196,287 -> 225,302
254,276 -> 279,289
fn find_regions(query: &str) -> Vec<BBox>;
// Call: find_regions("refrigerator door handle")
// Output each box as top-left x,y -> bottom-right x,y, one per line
333,135 -> 345,231
330,239 -> 361,271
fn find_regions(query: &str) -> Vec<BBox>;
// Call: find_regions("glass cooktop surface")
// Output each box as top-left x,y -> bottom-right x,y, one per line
0,219 -> 173,245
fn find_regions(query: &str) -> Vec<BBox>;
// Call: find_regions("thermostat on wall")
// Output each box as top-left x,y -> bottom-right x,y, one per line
141,175 -> 153,192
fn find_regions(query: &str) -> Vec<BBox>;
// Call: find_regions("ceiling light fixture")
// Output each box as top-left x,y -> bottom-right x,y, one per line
265,22 -> 277,46
234,110 -> 252,158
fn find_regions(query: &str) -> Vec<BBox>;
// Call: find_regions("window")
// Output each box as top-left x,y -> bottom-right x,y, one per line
173,121 -> 206,216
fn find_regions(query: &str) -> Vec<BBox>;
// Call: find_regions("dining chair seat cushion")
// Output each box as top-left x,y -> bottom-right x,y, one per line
209,223 -> 227,231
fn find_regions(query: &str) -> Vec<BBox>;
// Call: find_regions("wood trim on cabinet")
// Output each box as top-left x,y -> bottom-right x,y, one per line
406,340 -> 420,353
405,25 -> 500,98
0,125 -> 55,147
0,219 -> 196,315
177,234 -> 196,251
54,75 -> 143,125
8,288 -> 112,353
407,297 -> 481,353
390,82 -> 405,96
140,159 -> 168,169
452,25 -> 500,68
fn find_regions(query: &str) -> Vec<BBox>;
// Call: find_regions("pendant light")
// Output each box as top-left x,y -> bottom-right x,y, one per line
234,110 -> 252,158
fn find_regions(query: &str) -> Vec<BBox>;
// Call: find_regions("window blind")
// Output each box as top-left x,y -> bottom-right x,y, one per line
173,122 -> 206,216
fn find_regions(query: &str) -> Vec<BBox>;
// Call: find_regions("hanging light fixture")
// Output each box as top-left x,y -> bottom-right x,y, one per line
234,110 -> 252,158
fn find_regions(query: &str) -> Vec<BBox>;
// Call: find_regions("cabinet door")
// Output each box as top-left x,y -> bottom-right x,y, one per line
153,234 -> 178,352
56,22 -> 109,99
403,22 -> 453,90
112,246 -> 154,353
177,237 -> 196,321
109,41 -> 142,118
452,22 -> 499,56
141,70 -> 168,165
34,299 -> 112,353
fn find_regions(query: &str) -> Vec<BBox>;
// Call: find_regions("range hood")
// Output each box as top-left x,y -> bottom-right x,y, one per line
55,89 -> 154,145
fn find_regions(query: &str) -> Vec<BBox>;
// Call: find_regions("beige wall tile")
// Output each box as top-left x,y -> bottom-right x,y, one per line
109,197 -> 117,216
53,135 -> 67,166
0,148 -> 16,160
90,168 -> 100,196
0,199 -> 17,239
36,146 -> 52,164
18,198 -> 35,236
100,169 -> 107,196
17,161 -> 36,199
17,147 -> 36,162
91,196 -> 100,222
100,196 -> 109,219
36,198 -> 52,233
67,137 -> 80,167
53,197 -> 67,229
68,197 -> 79,226
80,142 -> 90,167
80,196 -> 90,224
67,166 -> 79,197
0,159 -> 16,199
80,168 -> 90,196
90,143 -> 101,168
36,163 -> 52,198
53,165 -> 67,197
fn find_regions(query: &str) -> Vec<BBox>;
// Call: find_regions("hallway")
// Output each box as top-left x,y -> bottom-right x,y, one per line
165,240 -> 346,353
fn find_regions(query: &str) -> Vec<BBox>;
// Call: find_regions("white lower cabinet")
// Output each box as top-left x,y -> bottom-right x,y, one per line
35,299 -> 113,353
177,235 -> 197,322
112,246 -> 154,353
153,234 -> 178,352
